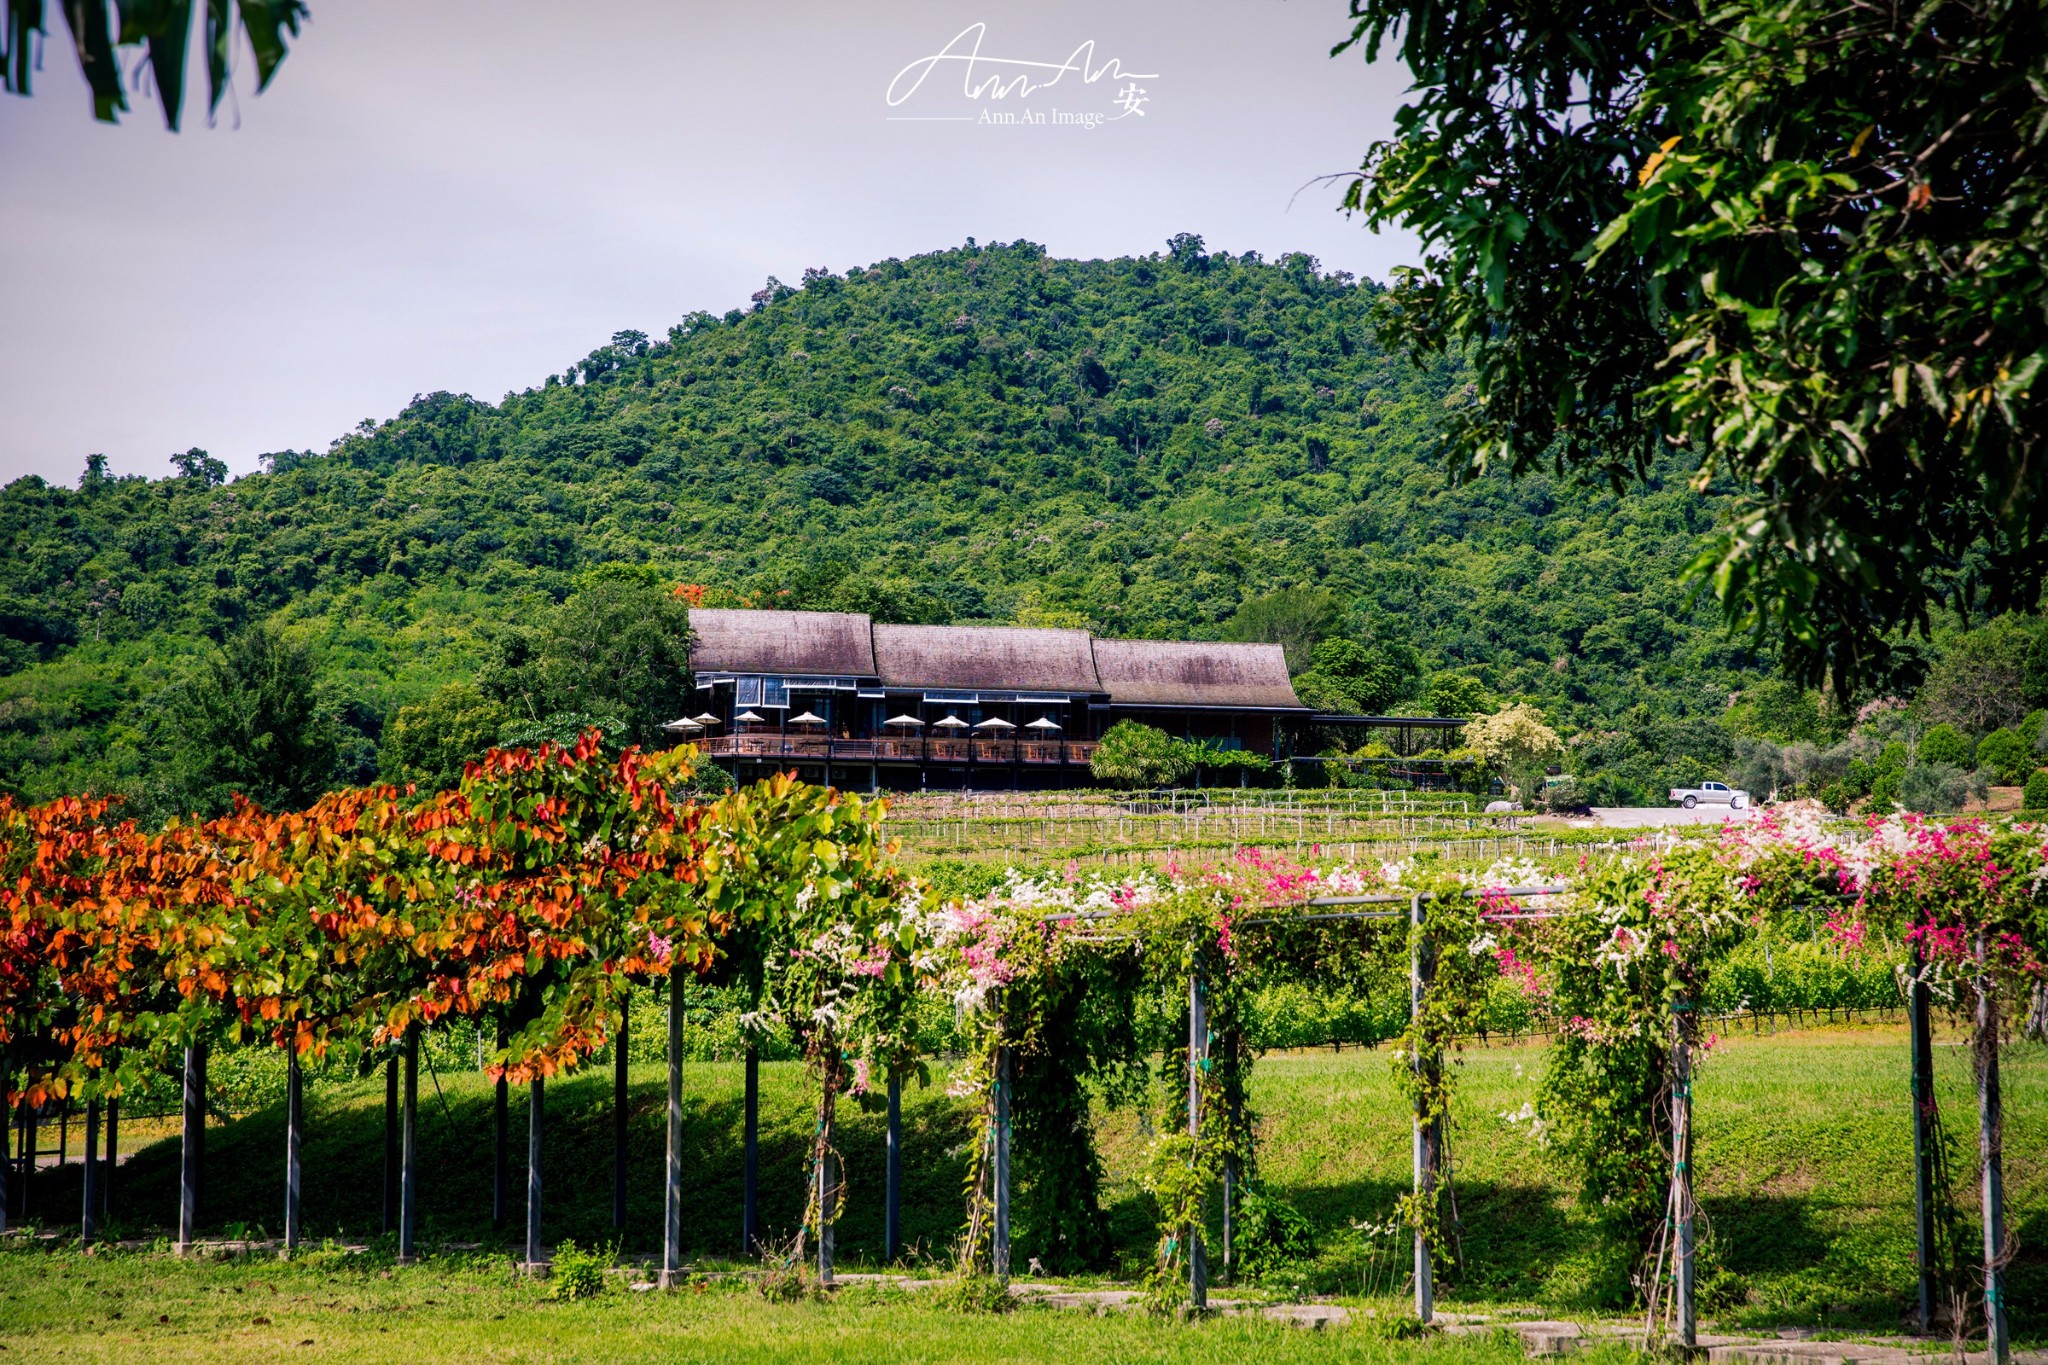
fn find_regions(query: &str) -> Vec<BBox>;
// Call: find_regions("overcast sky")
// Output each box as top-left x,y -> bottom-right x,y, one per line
0,1 -> 1419,485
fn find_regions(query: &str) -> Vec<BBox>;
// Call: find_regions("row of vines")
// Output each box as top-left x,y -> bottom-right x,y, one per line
3,748 -> 2045,1346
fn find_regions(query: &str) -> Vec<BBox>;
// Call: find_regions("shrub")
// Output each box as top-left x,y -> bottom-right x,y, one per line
2025,770 -> 2048,811
546,1239 -> 615,1301
929,1273 -> 1015,1313
1898,763 -> 1974,813
1974,728 -> 2030,785
1233,1184 -> 1320,1279
1867,768 -> 1904,810
1917,724 -> 1972,768
1090,721 -> 1193,788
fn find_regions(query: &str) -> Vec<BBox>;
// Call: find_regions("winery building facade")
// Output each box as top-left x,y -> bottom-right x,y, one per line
670,608 -> 1312,789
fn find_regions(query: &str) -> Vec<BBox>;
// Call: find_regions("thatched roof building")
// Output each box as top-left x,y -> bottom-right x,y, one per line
680,608 -> 1311,788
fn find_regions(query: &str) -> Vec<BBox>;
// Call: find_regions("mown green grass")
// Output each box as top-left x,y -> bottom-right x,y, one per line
1098,1023 -> 2044,1335
0,1247 -> 1600,1365
14,1025 -> 2044,1343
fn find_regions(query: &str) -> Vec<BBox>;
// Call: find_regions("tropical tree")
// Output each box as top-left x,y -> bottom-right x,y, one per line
1464,703 -> 1564,801
1339,0 -> 2048,694
479,566 -> 694,746
1,1 -> 306,127
152,621 -> 340,818
379,682 -> 511,791
1089,721 -> 1194,789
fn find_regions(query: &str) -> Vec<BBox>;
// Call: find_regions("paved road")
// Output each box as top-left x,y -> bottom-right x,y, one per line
1585,806 -> 1755,829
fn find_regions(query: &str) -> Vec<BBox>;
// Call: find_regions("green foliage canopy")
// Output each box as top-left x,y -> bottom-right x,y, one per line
1340,0 -> 2048,695
152,621 -> 339,818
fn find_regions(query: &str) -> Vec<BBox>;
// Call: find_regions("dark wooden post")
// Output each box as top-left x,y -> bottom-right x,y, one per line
381,1054 -> 398,1237
993,1045 -> 1011,1283
178,1043 -> 203,1254
661,968 -> 683,1288
816,1137 -> 837,1284
103,1095 -> 117,1226
284,1048 -> 303,1254
0,1092 -> 10,1236
1974,939 -> 2010,1365
1908,947 -> 1938,1334
399,1025 -> 419,1263
79,1098 -> 100,1248
18,1098 -> 34,1224
741,1042 -> 759,1255
1672,1001 -> 1695,1350
1409,894 -> 1436,1324
14,1096 -> 30,1219
1187,954 -> 1208,1310
613,994 -> 629,1232
492,1023 -> 508,1229
197,1043 -> 209,1218
884,1069 -> 902,1263
525,1075 -> 544,1272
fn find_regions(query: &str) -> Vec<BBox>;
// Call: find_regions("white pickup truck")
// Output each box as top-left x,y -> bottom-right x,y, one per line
1668,781 -> 1749,810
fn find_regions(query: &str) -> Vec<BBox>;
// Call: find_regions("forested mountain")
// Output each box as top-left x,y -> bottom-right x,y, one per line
2,237 -> 1770,806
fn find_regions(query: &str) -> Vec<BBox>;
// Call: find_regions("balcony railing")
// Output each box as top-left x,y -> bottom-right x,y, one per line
697,735 -> 1098,765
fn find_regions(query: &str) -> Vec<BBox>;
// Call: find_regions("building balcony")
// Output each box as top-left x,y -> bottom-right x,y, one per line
696,735 -> 1097,765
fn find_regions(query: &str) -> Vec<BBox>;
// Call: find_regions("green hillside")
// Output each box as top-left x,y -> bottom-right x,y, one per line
0,238 -> 1756,806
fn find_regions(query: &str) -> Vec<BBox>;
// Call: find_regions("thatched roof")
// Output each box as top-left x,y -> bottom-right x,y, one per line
1091,638 -> 1307,710
687,609 -> 875,677
873,624 -> 1100,694
686,608 -> 1309,709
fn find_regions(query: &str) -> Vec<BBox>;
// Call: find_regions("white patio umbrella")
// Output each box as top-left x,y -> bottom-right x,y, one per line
931,715 -> 969,729
973,717 -> 1016,730
692,712 -> 722,726
883,714 -> 925,727
660,718 -> 704,733
788,711 -> 827,726
734,710 -> 767,724
1024,717 -> 1063,731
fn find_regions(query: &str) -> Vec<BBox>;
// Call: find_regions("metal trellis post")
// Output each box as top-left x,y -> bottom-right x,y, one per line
178,1043 -> 203,1255
742,1041 -> 759,1255
79,1098 -> 99,1249
885,1068 -> 902,1263
381,1054 -> 398,1237
493,1049 -> 508,1229
663,967 -> 684,1288
817,1066 -> 838,1286
1188,952 -> 1209,1311
285,1047 -> 303,1255
1975,938 -> 2010,1365
614,993 -> 629,1232
102,1096 -> 116,1225
526,1075 -> 545,1273
399,1024 -> 420,1263
1673,1000 -> 1695,1350
1410,894 -> 1435,1325
993,1044 -> 1012,1283
1908,947 -> 1937,1334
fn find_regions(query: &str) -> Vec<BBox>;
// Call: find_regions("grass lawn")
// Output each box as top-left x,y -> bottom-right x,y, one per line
0,1249 -> 1602,1365
1115,1022 -> 2045,1334
7,1023 -> 2042,1348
